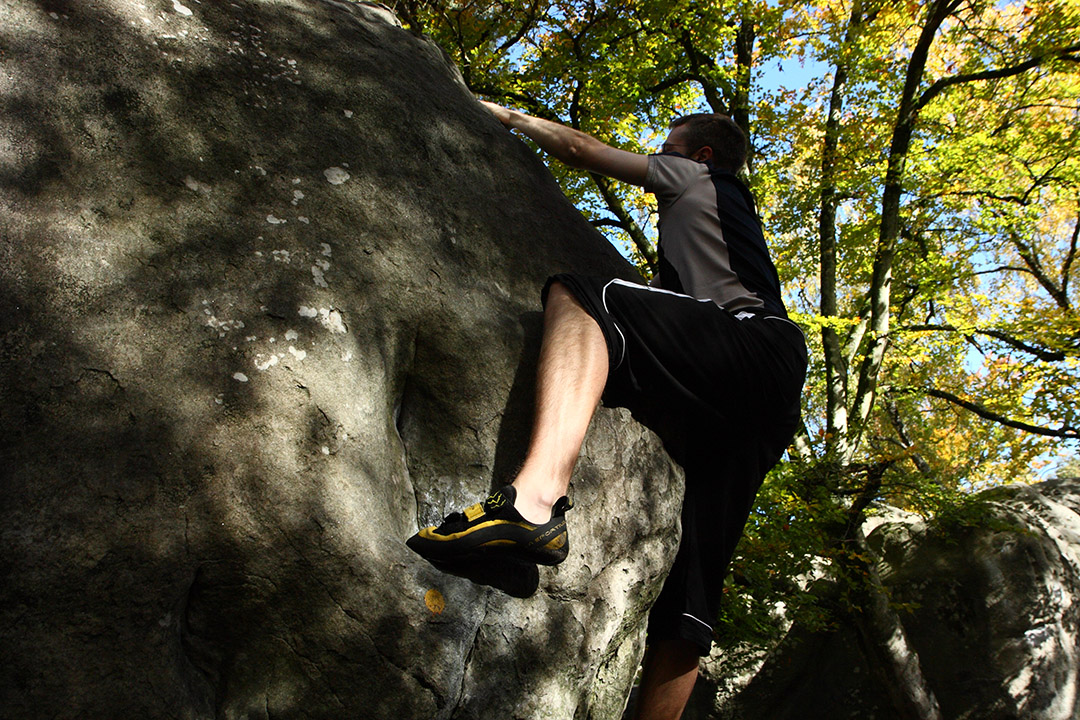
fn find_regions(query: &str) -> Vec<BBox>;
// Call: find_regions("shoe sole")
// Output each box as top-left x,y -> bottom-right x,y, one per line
429,555 -> 541,598
407,518 -> 569,566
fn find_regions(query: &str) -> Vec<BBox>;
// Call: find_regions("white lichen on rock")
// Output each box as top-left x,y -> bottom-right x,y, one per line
323,167 -> 350,185
255,354 -> 280,371
183,176 -> 211,194
317,308 -> 346,333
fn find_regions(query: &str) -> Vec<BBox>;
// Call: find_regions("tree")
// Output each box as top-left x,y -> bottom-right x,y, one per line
395,0 -> 1080,707
395,0 -> 784,272
398,0 -> 1079,488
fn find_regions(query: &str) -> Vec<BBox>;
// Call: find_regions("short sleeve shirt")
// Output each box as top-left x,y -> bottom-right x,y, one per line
644,153 -> 788,318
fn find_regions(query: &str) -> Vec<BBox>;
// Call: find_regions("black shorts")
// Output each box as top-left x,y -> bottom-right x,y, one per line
543,274 -> 807,655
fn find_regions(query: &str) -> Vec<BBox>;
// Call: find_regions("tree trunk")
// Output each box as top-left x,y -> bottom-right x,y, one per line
819,0 -> 862,461
848,0 -> 962,456
851,532 -> 943,720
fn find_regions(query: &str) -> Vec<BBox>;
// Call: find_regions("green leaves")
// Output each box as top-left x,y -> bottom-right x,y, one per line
400,0 -> 1080,641
403,0 -> 1080,477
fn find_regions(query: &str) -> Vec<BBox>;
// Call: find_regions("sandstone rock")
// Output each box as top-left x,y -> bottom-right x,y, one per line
0,1 -> 683,717
690,478 -> 1080,720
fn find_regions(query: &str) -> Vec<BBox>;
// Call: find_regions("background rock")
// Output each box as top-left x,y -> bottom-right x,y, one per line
0,1 -> 683,717
690,478 -> 1080,720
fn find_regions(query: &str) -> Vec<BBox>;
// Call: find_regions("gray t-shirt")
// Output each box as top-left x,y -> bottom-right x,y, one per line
645,153 -> 787,318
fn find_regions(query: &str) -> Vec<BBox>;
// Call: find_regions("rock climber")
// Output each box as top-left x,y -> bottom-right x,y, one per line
408,100 -> 807,719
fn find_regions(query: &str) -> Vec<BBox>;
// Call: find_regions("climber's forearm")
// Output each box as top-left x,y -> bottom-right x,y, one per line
484,103 -> 601,168
480,101 -> 648,186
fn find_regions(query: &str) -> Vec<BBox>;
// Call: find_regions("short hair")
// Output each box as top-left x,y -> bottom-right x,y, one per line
669,113 -> 747,171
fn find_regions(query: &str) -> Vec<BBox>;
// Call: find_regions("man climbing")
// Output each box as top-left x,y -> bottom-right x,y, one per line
407,100 -> 807,719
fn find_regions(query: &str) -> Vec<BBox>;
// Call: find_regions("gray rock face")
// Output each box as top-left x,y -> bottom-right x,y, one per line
692,478 -> 1080,720
0,2 -> 683,717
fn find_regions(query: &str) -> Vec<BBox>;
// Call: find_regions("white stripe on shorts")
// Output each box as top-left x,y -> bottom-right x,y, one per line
601,279 -> 715,369
682,612 -> 713,631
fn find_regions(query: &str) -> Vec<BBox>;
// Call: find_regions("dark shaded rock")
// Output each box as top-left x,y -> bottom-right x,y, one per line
0,1 -> 683,717
691,479 -> 1080,720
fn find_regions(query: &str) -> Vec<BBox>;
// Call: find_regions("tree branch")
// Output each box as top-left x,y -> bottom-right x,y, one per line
901,323 -> 1067,361
917,387 -> 1080,439
914,42 -> 1080,113
885,400 -> 934,477
496,0 -> 543,52
676,29 -> 731,113
589,172 -> 657,272
1007,228 -> 1069,308
1063,208 -> 1079,303
647,73 -> 705,94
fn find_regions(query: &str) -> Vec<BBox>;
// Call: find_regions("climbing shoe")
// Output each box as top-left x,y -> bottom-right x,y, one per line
430,555 -> 541,599
407,485 -> 572,566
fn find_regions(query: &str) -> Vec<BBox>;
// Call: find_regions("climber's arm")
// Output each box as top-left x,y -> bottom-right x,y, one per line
481,101 -> 648,187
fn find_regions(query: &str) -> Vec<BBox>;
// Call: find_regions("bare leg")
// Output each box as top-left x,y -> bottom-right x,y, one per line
631,638 -> 700,720
511,281 -> 608,524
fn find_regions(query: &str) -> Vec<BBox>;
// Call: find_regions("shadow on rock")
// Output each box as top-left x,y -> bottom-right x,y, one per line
428,555 -> 541,599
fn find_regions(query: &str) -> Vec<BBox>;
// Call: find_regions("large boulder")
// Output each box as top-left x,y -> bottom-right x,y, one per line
0,1 -> 683,717
690,478 -> 1080,720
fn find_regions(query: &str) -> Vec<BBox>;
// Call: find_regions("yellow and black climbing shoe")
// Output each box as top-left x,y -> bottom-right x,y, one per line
430,555 -> 541,599
407,485 -> 572,566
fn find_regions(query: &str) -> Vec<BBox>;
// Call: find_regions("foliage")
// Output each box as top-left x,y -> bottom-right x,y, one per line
391,0 -> 1080,656
1055,452 -> 1080,477
715,460 -> 845,644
